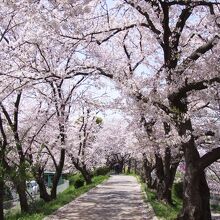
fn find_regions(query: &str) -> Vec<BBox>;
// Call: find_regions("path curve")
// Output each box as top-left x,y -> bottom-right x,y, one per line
44,175 -> 157,220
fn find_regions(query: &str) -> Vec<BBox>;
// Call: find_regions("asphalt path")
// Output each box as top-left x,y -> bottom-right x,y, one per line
44,175 -> 157,220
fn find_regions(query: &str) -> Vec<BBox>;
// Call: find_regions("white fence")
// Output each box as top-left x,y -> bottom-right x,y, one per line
57,180 -> 69,194
210,193 -> 220,206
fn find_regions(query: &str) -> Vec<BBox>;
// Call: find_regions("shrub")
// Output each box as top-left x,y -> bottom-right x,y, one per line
174,182 -> 183,199
68,174 -> 77,186
93,167 -> 110,176
74,178 -> 85,188
67,173 -> 85,188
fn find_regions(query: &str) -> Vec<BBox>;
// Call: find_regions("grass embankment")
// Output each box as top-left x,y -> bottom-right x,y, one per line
145,186 -> 220,219
130,174 -> 182,220
143,184 -> 182,220
6,175 -> 109,220
211,204 -> 220,213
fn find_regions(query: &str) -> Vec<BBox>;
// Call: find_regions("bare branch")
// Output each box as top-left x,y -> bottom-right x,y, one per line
0,15 -> 15,44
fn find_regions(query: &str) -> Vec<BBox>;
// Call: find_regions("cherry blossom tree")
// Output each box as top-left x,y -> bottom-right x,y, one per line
0,90 -> 31,213
0,0 -> 112,205
60,1 -> 220,219
66,103 -> 102,184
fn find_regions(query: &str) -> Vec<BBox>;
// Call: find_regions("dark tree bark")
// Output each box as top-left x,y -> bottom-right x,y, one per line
3,160 -> 29,214
50,148 -> 65,200
34,166 -> 51,202
168,92 -> 213,219
38,179 -> 51,202
0,177 -> 4,220
0,114 -> 6,219
123,165 -> 126,173
176,119 -> 211,220
134,159 -> 137,174
106,153 -> 129,174
127,158 -> 131,174
71,158 -> 92,185
118,161 -> 124,173
154,150 -> 178,204
140,117 -> 180,203
15,180 -> 29,213
80,167 -> 92,184
142,154 -> 155,189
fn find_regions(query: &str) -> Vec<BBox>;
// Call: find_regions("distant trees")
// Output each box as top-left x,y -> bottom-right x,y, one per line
95,119 -> 137,173
67,105 -> 103,184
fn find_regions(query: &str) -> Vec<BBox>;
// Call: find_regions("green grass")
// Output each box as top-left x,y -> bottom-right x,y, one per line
211,204 -> 220,213
128,173 -> 181,219
130,174 -> 182,220
143,184 -> 182,220
6,175 -> 109,220
121,172 -> 183,219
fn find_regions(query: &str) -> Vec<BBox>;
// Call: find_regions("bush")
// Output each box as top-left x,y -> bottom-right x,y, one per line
68,174 -> 77,186
67,173 -> 85,188
93,167 -> 110,176
174,182 -> 183,199
74,178 -> 85,188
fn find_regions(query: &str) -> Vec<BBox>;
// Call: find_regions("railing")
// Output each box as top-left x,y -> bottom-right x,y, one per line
57,179 -> 69,194
210,192 -> 220,205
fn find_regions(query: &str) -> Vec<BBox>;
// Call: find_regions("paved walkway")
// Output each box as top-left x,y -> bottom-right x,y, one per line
44,175 -> 157,220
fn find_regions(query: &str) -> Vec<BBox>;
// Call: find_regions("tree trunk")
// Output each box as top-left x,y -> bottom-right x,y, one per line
36,176 -> 51,202
34,166 -> 51,202
154,149 -> 179,204
119,161 -> 124,173
177,138 -> 211,220
76,163 -> 92,184
142,156 -> 154,189
71,157 -> 92,185
50,174 -> 58,200
50,148 -> 65,200
81,168 -> 92,185
127,158 -> 131,174
39,181 -> 51,202
134,159 -> 137,174
0,178 -> 4,220
156,164 -> 177,204
178,169 -> 211,220
16,180 -> 29,213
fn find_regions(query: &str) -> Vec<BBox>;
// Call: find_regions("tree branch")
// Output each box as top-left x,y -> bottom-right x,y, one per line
169,76 -> 220,102
14,91 -> 22,135
198,147 -> 220,171
171,6 -> 193,51
0,113 -> 7,147
167,0 -> 219,14
124,0 -> 163,46
43,144 -> 58,170
0,15 -> 14,44
177,35 -> 220,74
